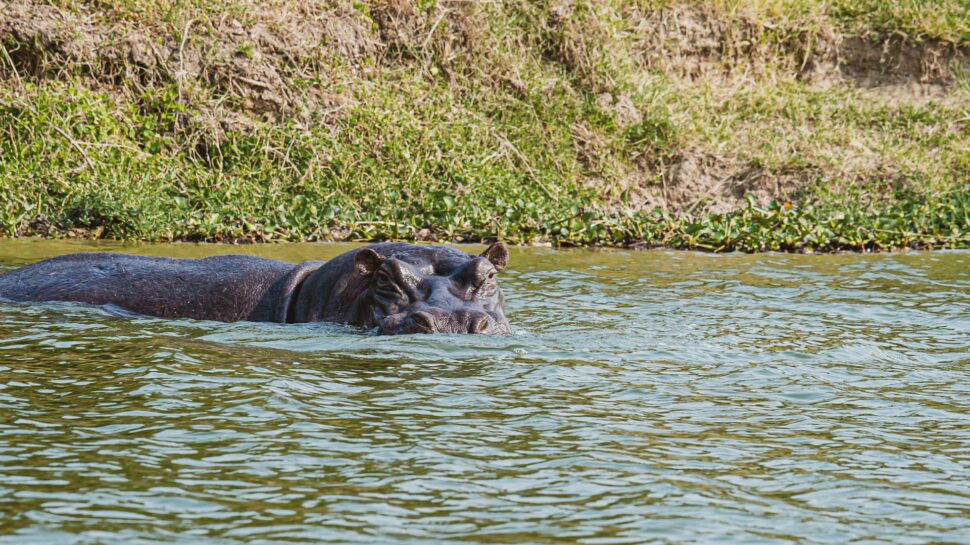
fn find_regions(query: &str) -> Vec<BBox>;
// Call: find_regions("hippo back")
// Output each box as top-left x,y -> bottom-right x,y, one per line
0,253 -> 312,322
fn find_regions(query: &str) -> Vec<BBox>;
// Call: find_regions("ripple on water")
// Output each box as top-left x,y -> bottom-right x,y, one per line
0,243 -> 968,544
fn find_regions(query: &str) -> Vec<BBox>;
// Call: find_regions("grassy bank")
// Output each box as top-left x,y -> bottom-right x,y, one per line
1,0 -> 968,251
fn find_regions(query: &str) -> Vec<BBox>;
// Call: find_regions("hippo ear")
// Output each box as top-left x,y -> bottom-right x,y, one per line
480,241 -> 509,272
355,248 -> 385,277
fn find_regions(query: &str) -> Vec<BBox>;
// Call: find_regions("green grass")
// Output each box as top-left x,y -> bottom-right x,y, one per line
2,81 -> 966,251
1,0 -> 968,251
641,0 -> 970,44
831,0 -> 970,43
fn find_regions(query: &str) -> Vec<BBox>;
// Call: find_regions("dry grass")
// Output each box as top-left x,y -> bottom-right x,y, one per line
0,0 -> 968,248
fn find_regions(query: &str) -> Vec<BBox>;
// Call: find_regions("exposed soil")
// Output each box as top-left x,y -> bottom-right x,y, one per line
629,3 -> 970,91
1,1 -> 967,219
839,37 -> 970,104
625,149 -> 807,218
0,1 -> 378,131
630,4 -> 832,82
622,4 -> 969,214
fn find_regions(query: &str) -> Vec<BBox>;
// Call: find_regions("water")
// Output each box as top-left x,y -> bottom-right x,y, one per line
0,239 -> 968,544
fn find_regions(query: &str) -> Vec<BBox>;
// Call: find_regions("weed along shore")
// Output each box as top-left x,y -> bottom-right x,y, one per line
1,1 -> 968,251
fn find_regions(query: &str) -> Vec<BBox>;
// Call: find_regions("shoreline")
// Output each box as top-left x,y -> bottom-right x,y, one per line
8,194 -> 968,255
2,1 -> 968,254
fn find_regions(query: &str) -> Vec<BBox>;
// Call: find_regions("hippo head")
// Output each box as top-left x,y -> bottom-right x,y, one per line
293,242 -> 512,334
361,242 -> 511,335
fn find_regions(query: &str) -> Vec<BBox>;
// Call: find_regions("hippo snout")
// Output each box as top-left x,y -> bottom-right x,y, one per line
382,308 -> 510,335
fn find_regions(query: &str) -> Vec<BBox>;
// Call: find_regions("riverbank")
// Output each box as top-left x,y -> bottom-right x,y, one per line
2,0 -> 968,251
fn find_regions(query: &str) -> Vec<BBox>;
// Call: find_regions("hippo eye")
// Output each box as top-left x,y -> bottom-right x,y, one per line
474,271 -> 497,296
375,270 -> 403,296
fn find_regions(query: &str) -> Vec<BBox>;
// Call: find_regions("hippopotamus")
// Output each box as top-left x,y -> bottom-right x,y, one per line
0,242 -> 512,334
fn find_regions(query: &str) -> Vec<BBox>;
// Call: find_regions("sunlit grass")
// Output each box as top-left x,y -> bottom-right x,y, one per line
1,0 -> 968,250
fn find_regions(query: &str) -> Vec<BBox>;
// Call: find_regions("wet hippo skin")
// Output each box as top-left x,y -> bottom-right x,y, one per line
0,242 -> 512,334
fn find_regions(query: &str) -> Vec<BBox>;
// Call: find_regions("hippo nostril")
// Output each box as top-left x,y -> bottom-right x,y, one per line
409,311 -> 436,333
468,314 -> 491,333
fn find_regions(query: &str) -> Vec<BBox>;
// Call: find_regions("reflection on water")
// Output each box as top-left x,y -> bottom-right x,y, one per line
1,239 -> 968,544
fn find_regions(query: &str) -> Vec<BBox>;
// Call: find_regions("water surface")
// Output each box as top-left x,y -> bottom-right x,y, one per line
1,239 -> 968,544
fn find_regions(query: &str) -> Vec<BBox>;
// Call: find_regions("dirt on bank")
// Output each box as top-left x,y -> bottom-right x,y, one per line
632,4 -> 970,90
2,0 -> 968,219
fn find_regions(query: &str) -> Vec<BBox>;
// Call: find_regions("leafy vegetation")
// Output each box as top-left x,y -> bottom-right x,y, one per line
0,0 -> 968,251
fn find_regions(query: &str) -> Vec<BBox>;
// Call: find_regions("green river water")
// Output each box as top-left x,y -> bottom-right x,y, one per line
0,239 -> 967,544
